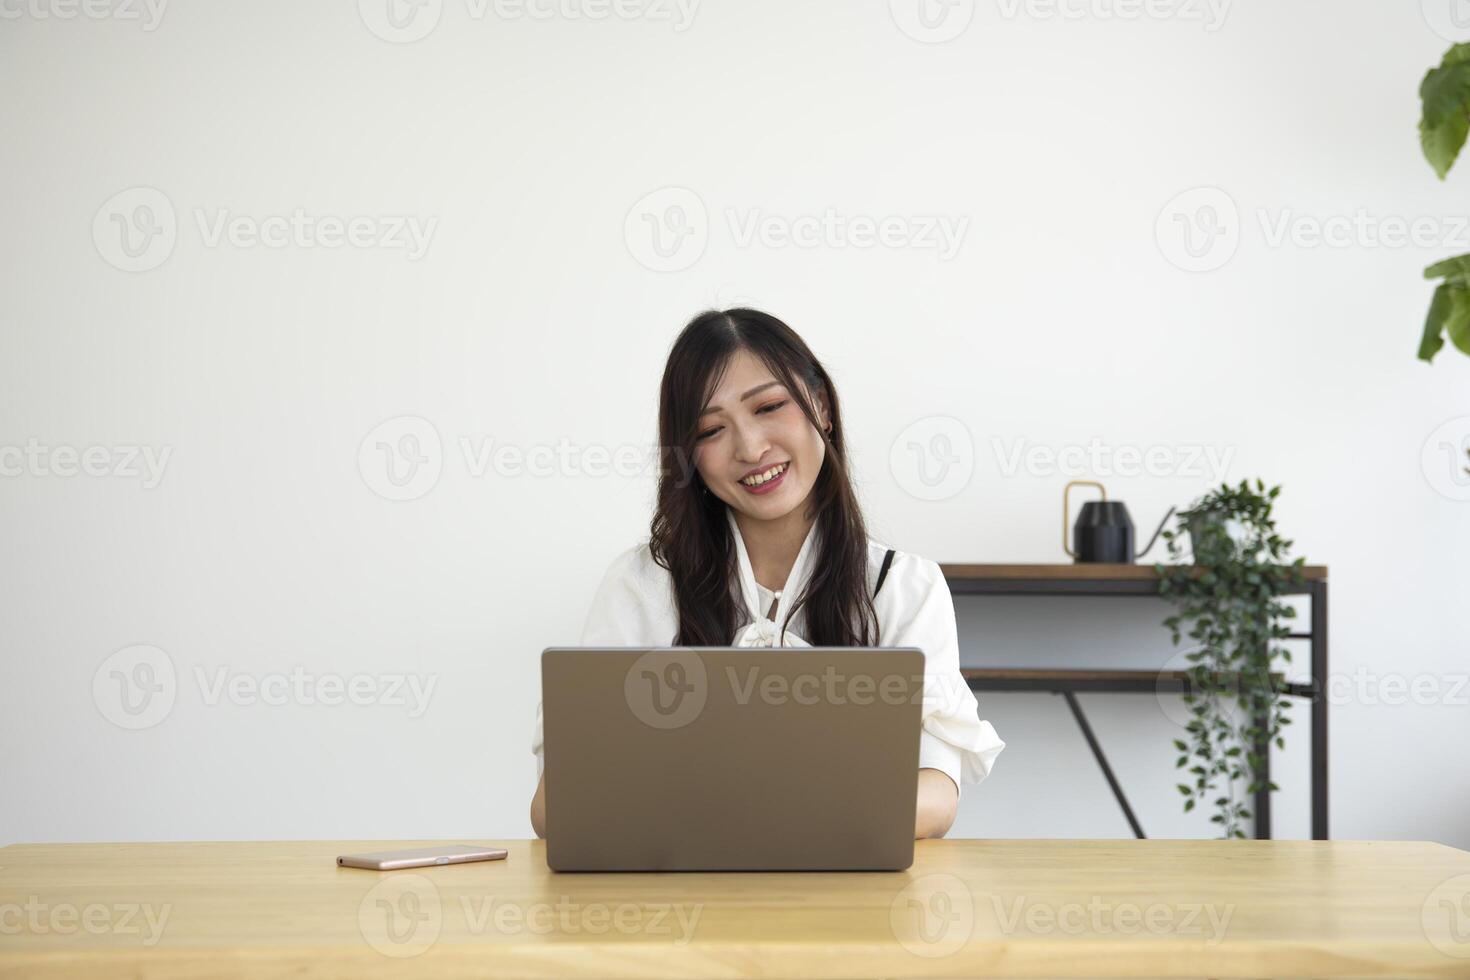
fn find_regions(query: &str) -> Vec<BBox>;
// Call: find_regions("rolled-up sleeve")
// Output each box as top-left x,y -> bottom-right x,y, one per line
883,554 -> 1005,798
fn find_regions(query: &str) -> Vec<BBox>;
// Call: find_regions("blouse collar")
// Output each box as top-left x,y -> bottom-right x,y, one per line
725,506 -> 822,646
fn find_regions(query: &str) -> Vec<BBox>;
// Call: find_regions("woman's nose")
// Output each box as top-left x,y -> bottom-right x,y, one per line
731,419 -> 769,462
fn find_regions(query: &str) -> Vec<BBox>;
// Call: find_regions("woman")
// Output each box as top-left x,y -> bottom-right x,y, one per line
529,308 -> 1004,839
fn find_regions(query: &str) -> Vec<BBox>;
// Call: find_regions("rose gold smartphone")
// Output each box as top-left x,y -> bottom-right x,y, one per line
336,844 -> 508,870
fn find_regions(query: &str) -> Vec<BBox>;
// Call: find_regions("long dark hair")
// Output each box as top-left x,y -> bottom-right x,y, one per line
649,308 -> 881,647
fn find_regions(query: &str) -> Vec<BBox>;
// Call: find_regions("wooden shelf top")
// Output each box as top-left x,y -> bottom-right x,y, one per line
939,562 -> 1327,582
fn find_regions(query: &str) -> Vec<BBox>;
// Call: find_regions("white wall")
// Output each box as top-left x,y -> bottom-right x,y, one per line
2,0 -> 1467,849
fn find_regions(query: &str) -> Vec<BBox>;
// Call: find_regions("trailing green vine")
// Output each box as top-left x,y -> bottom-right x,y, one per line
1155,479 -> 1307,839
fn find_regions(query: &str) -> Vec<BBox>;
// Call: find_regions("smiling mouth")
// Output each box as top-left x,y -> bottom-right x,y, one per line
739,461 -> 789,487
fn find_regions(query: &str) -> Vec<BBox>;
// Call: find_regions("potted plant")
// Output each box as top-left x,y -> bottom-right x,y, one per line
1155,479 -> 1308,839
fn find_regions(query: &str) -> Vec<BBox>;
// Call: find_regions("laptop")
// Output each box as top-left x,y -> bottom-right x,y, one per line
540,646 -> 925,872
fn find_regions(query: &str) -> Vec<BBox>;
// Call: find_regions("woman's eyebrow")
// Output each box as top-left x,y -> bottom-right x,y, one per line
699,381 -> 785,417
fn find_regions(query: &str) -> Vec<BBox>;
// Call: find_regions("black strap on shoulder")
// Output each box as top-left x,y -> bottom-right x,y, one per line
873,549 -> 895,599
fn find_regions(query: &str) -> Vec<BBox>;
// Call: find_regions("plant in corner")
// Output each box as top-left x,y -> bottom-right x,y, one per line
1154,479 -> 1307,839
1418,44 -> 1470,483
1418,44 -> 1470,366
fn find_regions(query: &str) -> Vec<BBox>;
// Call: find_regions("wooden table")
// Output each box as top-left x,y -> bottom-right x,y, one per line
3,838 -> 1467,978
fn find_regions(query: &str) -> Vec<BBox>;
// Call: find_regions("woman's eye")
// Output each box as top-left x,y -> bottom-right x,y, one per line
695,401 -> 784,440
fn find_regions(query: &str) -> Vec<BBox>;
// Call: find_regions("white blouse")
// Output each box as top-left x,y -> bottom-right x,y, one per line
531,506 -> 1005,797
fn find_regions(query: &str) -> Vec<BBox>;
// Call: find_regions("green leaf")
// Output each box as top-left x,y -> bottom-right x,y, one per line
1423,45 -> 1470,178
1425,278 -> 1470,357
1424,254 -> 1470,280
1451,288 -> 1470,356
1420,282 -> 1452,362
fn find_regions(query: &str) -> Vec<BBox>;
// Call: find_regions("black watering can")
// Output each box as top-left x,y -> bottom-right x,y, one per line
1062,480 -> 1175,564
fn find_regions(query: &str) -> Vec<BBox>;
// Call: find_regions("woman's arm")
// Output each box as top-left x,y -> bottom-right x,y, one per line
915,767 -> 958,839
530,772 -> 547,839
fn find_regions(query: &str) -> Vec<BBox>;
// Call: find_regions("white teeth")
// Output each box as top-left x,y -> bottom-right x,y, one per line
741,462 -> 788,486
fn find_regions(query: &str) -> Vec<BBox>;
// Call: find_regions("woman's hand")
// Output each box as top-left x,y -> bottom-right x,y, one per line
530,773 -> 547,838
914,768 -> 958,839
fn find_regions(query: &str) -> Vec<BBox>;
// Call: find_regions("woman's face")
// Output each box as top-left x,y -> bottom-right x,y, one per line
692,348 -> 829,521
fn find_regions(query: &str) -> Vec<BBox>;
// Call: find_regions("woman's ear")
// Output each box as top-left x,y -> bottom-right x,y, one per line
816,388 -> 832,433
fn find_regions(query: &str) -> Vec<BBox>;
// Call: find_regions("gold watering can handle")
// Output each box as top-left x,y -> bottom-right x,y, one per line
1062,480 -> 1107,559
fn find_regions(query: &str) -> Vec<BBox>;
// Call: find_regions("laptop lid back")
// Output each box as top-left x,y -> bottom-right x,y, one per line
541,647 -> 925,872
